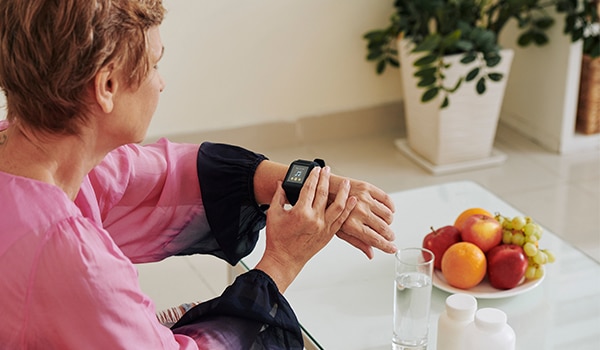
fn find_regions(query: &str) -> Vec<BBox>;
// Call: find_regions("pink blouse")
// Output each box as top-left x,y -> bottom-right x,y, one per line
0,134 -> 206,348
0,120 -> 303,349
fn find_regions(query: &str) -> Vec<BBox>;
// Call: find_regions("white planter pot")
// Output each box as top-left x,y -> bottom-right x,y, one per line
397,39 -> 514,171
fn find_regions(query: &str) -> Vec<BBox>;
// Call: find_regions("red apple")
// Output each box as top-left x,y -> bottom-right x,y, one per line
460,214 -> 502,253
487,244 -> 528,290
422,225 -> 462,270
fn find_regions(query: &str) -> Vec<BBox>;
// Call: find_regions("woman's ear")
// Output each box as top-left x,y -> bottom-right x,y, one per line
94,65 -> 116,113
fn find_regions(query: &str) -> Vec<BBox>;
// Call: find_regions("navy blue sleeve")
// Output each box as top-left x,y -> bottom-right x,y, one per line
171,269 -> 304,349
194,142 -> 268,265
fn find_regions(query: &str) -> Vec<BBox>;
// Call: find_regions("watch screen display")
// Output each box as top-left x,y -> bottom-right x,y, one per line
287,164 -> 310,184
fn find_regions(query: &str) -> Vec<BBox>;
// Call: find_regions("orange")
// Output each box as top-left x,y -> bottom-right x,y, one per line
454,207 -> 493,231
441,242 -> 487,289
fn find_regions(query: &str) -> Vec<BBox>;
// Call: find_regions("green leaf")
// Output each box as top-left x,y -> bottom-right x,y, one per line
367,41 -> 384,50
573,27 -> 584,42
366,50 -> 382,61
441,30 -> 461,48
488,73 -> 503,82
413,34 -> 441,53
376,60 -> 386,75
532,32 -> 549,46
460,53 -> 477,64
589,44 -> 600,59
466,68 -> 480,82
473,30 -> 496,48
417,76 -> 436,87
440,96 -> 449,109
517,32 -> 533,46
363,30 -> 386,41
387,57 -> 399,68
456,40 -> 474,52
448,78 -> 463,93
421,87 -> 439,103
414,54 -> 438,66
556,1 -> 570,12
476,78 -> 486,94
486,55 -> 501,67
534,17 -> 555,30
584,36 -> 600,57
414,67 -> 436,78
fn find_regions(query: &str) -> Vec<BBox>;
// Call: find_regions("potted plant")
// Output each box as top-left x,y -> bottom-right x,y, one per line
556,0 -> 600,134
363,0 -> 558,172
365,0 -> 558,107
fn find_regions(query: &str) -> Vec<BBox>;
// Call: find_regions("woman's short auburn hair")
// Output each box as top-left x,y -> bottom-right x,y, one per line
0,0 -> 166,134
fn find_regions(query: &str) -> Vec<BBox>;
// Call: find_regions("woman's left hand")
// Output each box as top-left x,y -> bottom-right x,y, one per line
330,176 -> 397,259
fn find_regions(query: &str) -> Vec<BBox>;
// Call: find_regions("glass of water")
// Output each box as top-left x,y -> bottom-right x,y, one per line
393,247 -> 434,350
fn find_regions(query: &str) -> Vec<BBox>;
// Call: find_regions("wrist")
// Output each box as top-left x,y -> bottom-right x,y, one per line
253,161 -> 288,204
282,159 -> 325,205
255,253 -> 304,293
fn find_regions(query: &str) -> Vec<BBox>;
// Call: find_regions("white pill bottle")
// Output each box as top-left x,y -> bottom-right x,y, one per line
464,307 -> 516,350
436,293 -> 477,350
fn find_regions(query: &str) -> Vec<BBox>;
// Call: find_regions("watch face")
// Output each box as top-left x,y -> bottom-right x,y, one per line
286,164 -> 310,184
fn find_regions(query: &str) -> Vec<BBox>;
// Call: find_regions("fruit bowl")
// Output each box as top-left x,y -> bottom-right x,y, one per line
433,269 -> 545,299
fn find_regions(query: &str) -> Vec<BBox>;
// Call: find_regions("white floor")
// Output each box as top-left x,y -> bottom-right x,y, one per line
137,123 -> 600,312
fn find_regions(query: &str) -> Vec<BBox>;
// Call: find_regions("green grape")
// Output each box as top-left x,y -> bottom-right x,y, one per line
523,242 -> 538,257
523,222 -> 537,236
512,216 -> 526,230
525,216 -> 533,224
525,265 -> 537,279
533,250 -> 548,265
534,267 -> 545,279
525,234 -> 538,244
543,249 -> 556,263
534,226 -> 543,240
511,232 -> 525,246
502,230 -> 513,244
496,214 -> 507,226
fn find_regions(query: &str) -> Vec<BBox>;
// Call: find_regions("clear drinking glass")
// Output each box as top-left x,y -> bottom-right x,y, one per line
392,247 -> 434,350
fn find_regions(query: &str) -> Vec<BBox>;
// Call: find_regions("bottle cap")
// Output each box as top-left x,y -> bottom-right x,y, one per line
445,293 -> 477,321
474,308 -> 507,332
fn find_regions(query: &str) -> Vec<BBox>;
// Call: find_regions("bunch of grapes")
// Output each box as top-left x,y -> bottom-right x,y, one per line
495,213 -> 556,280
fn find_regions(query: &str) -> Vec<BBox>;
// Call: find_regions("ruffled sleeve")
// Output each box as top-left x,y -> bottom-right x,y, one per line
171,269 -> 303,349
193,142 -> 268,265
85,140 -> 268,265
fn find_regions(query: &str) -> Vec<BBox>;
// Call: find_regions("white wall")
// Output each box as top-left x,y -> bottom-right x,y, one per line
0,1 -> 403,138
150,0 -> 403,138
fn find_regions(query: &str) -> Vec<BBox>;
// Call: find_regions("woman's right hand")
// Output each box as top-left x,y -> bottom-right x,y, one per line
255,166 -> 356,293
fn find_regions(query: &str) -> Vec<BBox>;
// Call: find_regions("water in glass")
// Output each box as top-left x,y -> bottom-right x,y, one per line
393,271 -> 432,349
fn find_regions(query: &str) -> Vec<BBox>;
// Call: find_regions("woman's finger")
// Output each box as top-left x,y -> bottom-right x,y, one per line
312,166 -> 331,210
369,187 -> 396,221
295,167 -> 320,207
325,178 -> 350,225
336,230 -> 374,259
330,195 -> 357,235
342,218 -> 397,254
270,181 -> 287,211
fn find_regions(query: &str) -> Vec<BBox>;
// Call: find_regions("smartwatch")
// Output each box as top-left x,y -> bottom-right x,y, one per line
282,158 -> 326,205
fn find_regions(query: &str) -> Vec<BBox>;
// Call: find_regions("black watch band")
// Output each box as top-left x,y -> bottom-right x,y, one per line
282,158 -> 325,205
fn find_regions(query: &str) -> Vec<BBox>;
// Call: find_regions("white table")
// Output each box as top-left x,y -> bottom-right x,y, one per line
237,181 -> 600,349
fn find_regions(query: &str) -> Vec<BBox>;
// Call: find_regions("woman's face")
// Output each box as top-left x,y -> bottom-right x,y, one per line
108,26 -> 165,145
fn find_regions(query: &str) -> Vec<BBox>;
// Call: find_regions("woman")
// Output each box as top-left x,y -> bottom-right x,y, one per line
0,1 -> 396,349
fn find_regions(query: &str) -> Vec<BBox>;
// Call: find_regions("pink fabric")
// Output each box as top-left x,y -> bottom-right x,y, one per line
0,120 -> 210,349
